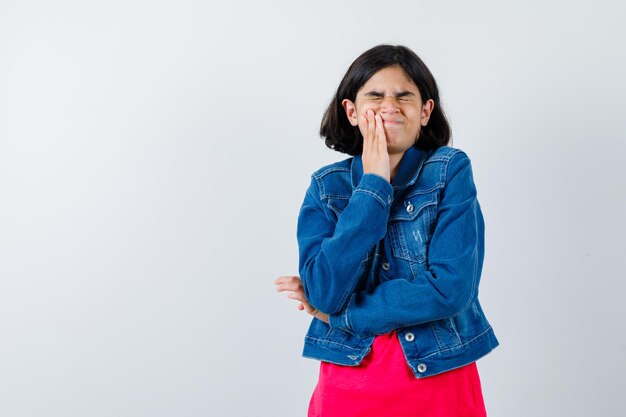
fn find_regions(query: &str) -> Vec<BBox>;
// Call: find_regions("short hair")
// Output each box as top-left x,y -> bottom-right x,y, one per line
320,44 -> 451,156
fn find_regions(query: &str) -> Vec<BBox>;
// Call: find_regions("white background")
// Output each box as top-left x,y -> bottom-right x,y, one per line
1,1 -> 625,416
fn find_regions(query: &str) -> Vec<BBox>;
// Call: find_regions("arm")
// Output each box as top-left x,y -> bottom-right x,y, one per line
298,110 -> 392,315
274,275 -> 329,323
297,172 -> 393,314
328,151 -> 485,338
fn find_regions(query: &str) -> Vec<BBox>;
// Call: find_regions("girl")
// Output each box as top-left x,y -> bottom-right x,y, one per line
275,44 -> 499,417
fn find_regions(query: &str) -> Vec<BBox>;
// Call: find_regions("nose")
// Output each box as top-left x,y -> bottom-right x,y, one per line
379,96 -> 401,113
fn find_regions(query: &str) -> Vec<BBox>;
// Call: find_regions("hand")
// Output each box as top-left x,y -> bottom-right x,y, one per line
361,109 -> 391,183
274,275 -> 329,323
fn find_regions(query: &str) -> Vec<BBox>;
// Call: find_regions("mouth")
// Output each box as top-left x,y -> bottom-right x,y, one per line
382,119 -> 403,125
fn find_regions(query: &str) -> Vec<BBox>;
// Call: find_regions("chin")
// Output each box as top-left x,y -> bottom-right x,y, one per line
387,145 -> 411,154
386,136 -> 410,147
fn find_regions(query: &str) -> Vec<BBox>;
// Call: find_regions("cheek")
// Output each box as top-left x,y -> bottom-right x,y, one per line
359,103 -> 376,110
354,105 -> 373,133
355,103 -> 378,120
410,107 -> 424,120
357,121 -> 368,138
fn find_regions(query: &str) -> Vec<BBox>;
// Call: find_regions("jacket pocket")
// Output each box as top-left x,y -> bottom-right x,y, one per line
452,300 -> 492,341
430,317 -> 462,349
388,189 -> 438,264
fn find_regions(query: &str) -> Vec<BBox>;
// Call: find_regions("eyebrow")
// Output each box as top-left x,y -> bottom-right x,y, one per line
363,90 -> 416,98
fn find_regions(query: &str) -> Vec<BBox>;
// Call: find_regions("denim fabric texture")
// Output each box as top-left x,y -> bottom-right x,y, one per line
297,144 -> 499,378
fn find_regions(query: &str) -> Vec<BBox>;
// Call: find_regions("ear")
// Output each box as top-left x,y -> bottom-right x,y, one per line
421,99 -> 435,126
341,99 -> 359,127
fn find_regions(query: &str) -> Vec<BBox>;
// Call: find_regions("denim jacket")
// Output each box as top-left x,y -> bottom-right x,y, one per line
296,144 -> 499,378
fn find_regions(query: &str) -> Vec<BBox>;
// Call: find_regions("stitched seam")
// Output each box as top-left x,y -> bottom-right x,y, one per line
448,317 -> 462,344
459,214 -> 480,314
404,185 -> 440,196
418,326 -> 494,359
344,293 -> 356,334
430,323 -> 443,347
320,194 -> 350,200
427,146 -> 460,163
330,265 -> 362,316
353,189 -> 386,207
397,223 -> 411,262
313,166 -> 350,178
426,156 -> 455,163
313,175 -> 325,199
443,150 -> 466,183
389,201 -> 436,222
303,336 -> 366,351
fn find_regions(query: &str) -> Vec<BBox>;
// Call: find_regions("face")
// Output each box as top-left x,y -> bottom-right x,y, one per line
342,65 -> 434,156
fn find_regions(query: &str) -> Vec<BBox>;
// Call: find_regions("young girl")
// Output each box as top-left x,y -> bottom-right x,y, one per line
275,44 -> 499,417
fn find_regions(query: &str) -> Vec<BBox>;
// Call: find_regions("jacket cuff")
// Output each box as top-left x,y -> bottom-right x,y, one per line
355,173 -> 394,209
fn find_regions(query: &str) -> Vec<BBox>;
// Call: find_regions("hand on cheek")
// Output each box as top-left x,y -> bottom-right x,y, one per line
361,109 -> 390,182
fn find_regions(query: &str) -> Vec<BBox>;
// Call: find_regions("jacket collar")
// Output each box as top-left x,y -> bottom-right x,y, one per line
351,145 -> 430,191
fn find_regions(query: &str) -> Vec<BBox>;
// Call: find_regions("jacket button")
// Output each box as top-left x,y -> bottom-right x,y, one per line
404,332 -> 415,342
417,363 -> 427,373
406,203 -> 414,213
381,262 -> 390,271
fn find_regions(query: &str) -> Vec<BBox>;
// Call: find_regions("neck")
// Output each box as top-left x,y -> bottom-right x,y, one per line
389,151 -> 405,183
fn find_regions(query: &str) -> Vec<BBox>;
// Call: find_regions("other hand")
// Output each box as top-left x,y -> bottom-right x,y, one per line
274,275 -> 329,323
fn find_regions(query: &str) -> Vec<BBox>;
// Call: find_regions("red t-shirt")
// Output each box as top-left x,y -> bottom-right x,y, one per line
308,332 -> 487,417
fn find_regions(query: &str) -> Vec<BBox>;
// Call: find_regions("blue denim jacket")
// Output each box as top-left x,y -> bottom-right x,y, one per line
296,144 -> 499,378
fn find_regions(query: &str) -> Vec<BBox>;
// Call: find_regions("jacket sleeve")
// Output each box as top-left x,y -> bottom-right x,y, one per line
328,151 -> 485,338
297,172 -> 394,314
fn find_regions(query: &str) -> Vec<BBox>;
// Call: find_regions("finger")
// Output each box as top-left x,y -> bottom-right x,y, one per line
273,275 -> 301,284
297,303 -> 304,311
360,114 -> 369,145
275,282 -> 302,292
375,114 -> 387,152
366,109 -> 376,149
362,111 -> 372,151
275,279 -> 303,290
296,297 -> 313,311
276,288 -> 304,295
274,277 -> 302,289
287,292 -> 304,301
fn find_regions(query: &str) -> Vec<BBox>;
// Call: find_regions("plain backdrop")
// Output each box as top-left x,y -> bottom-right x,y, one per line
1,1 -> 625,416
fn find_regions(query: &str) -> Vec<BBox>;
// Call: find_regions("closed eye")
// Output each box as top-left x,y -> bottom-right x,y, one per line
364,92 -> 384,100
396,92 -> 416,102
363,91 -> 416,102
